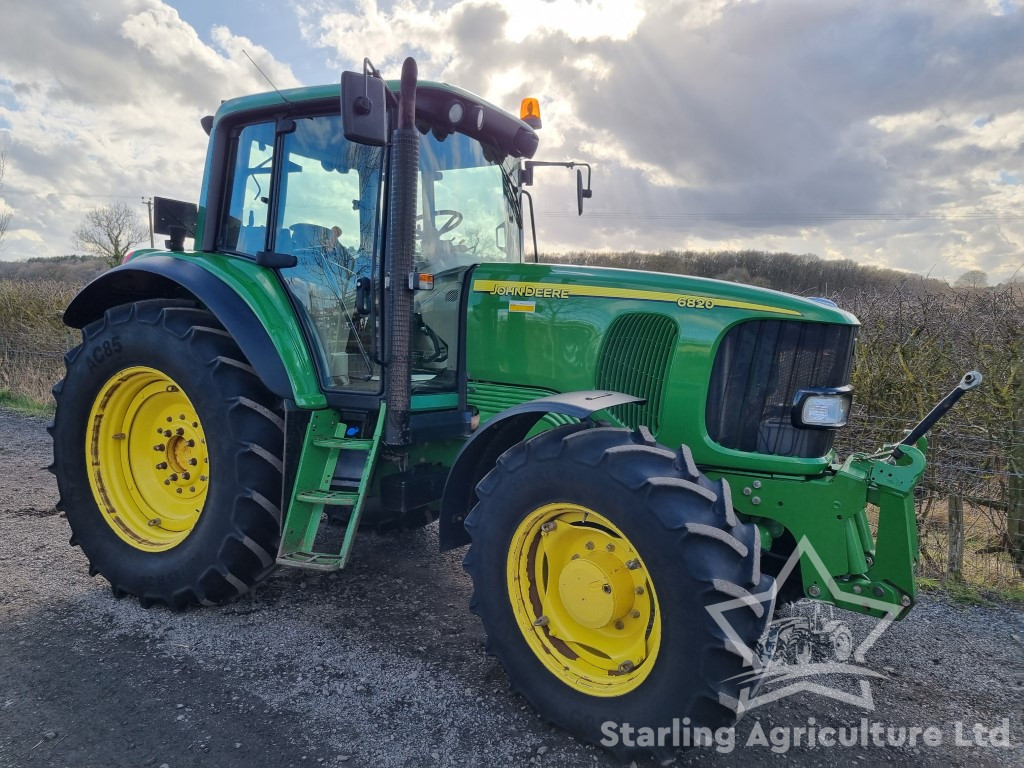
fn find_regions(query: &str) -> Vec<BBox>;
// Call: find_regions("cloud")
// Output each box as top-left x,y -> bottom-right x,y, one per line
296,0 -> 1024,282
0,0 -> 300,260
1,0 -> 1022,284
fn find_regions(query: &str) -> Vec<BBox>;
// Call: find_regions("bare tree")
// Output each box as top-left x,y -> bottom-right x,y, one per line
954,269 -> 988,289
0,149 -> 12,252
73,202 -> 148,268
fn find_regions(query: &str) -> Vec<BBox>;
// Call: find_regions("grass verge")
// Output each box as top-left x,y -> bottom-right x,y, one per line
0,389 -> 55,418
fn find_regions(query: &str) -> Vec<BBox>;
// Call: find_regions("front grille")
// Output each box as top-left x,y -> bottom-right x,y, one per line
706,320 -> 857,458
595,312 -> 678,434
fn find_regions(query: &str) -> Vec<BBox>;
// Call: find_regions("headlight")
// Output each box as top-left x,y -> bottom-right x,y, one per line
791,386 -> 852,429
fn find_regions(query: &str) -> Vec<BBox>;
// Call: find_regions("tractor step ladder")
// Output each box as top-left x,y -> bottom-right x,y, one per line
276,405 -> 386,571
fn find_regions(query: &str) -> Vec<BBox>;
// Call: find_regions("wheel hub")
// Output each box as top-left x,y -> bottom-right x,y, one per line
507,502 -> 661,697
557,551 -> 634,628
86,366 -> 209,552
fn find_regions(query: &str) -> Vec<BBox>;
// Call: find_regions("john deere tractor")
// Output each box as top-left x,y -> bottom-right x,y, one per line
50,58 -> 978,758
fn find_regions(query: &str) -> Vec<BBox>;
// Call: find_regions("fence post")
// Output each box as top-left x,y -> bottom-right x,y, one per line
946,495 -> 965,583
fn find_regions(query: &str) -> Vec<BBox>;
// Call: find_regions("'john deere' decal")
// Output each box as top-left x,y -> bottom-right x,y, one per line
472,280 -> 802,317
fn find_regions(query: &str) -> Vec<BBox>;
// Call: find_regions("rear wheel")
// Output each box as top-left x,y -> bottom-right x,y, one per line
463,424 -> 776,760
51,300 -> 284,609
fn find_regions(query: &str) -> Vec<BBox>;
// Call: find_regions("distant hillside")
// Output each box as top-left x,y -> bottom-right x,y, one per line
0,255 -> 108,285
0,249 -> 989,297
542,249 -> 948,297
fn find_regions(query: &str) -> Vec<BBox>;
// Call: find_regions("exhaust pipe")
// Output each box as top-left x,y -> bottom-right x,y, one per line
384,57 -> 419,445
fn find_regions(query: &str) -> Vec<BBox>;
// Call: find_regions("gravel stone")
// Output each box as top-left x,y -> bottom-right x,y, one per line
0,407 -> 1021,767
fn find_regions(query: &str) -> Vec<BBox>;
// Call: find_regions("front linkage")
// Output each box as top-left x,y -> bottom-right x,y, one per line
713,371 -> 982,620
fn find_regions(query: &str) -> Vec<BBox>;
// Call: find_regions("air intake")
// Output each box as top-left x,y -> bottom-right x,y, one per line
706,320 -> 857,458
595,313 -> 678,434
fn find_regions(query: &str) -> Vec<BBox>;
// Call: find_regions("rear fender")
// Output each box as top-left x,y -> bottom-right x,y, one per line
438,390 -> 644,551
63,254 -> 312,405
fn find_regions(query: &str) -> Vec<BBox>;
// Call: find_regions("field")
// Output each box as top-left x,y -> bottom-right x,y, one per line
1,250 -> 1021,595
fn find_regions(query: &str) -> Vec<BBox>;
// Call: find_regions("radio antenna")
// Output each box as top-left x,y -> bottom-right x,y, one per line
243,50 -> 292,104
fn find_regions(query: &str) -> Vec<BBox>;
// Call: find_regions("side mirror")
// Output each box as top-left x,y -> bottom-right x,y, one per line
153,196 -> 198,252
576,169 -> 594,216
341,71 -> 388,147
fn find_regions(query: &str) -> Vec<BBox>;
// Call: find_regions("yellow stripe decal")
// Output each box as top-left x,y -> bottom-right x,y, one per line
471,280 -> 802,317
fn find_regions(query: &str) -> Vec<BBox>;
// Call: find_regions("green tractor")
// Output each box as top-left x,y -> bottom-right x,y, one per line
50,58 -> 977,758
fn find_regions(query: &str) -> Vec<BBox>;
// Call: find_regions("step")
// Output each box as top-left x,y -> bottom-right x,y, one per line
276,551 -> 344,571
312,438 -> 375,450
295,489 -> 358,506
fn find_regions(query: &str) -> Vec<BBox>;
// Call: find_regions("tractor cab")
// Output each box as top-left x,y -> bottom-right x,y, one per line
191,77 -> 536,406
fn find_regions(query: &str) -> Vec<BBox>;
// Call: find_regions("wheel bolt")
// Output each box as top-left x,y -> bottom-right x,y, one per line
186,439 -> 195,447
163,430 -> 172,438
189,458 -> 198,466
631,610 -> 641,619
175,488 -> 182,494
541,521 -> 557,533
570,554 -> 580,560
617,661 -> 634,673
179,414 -> 185,420
614,620 -> 624,630
176,428 -> 184,436
148,518 -> 161,526
166,416 -> 173,423
153,444 -> 165,452
164,479 -> 170,486
605,543 -> 615,552
585,541 -> 595,551
169,473 -> 178,481
635,586 -> 645,595
156,462 -> 168,470
625,559 -> 641,570
189,486 -> 195,493
533,615 -> 549,627
199,475 -> 207,482
602,584 -> 612,594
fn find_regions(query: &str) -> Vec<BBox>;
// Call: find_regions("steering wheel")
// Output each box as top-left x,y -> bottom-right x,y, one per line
415,209 -> 463,238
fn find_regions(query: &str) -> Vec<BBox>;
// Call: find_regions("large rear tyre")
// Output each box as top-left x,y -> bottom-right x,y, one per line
50,300 -> 284,609
463,424 -> 775,761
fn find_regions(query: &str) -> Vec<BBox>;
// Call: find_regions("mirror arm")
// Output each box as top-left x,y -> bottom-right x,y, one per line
522,189 -> 539,263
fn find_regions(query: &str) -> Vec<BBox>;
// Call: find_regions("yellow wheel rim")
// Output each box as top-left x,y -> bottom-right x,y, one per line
85,366 -> 210,552
507,503 -> 661,696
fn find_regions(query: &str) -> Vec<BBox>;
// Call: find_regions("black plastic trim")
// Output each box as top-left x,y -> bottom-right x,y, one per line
62,255 -> 294,401
437,390 -> 645,551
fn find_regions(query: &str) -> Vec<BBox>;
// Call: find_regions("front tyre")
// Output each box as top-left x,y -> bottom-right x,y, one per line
51,300 -> 285,609
463,425 -> 776,760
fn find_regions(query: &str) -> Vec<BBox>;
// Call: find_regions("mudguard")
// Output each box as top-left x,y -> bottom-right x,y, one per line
63,255 -> 294,402
438,390 -> 644,551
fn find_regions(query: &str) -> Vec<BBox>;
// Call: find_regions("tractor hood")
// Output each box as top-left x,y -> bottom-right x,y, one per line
464,261 -> 859,476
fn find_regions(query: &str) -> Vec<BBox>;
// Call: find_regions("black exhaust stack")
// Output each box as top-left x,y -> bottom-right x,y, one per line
384,57 -> 419,445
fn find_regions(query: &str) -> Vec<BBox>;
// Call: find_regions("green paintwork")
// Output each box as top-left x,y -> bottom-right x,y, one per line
710,441 -> 927,618
277,405 -> 386,571
130,250 -> 327,409
465,261 -> 857,476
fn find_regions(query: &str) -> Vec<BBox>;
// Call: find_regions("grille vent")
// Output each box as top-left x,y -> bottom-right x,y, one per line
595,313 -> 678,434
706,319 -> 857,458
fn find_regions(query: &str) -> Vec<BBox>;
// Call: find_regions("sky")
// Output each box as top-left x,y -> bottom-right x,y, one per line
1,0 -> 1022,283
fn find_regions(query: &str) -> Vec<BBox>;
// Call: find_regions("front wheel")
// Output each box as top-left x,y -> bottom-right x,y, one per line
51,300 -> 285,609
463,424 -> 776,760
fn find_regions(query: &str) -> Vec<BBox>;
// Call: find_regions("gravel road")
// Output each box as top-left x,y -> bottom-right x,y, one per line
1,406 -> 1021,768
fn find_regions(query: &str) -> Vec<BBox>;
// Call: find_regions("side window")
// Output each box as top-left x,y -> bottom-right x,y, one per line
275,114 -> 385,391
219,122 -> 276,256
